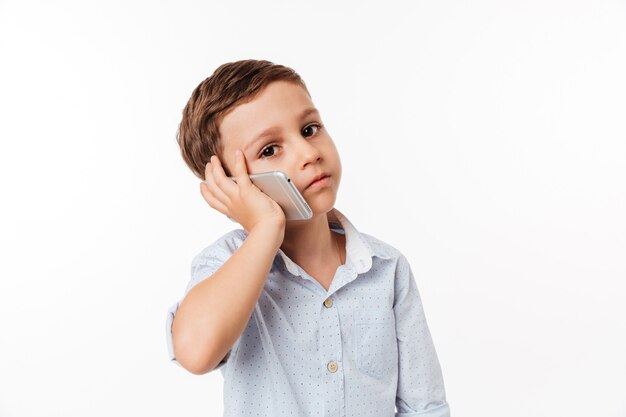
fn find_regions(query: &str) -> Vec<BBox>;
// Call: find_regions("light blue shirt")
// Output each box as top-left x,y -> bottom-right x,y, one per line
166,208 -> 450,417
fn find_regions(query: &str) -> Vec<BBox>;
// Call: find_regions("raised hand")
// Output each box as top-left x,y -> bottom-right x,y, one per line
199,149 -> 286,234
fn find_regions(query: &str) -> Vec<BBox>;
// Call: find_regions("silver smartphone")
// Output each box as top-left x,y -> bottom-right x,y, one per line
226,171 -> 313,222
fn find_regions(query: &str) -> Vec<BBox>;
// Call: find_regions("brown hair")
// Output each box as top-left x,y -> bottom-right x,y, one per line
176,59 -> 310,180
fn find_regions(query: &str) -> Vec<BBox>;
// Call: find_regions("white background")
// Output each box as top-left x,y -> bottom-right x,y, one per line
1,0 -> 625,416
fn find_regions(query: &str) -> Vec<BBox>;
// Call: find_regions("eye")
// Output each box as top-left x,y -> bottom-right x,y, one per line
260,144 -> 279,159
258,123 -> 324,159
302,123 -> 323,138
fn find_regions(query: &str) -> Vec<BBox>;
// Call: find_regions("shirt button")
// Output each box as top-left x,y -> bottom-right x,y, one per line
323,297 -> 333,308
327,360 -> 338,373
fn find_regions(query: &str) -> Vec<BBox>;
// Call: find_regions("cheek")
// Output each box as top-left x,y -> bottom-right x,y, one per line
327,144 -> 341,167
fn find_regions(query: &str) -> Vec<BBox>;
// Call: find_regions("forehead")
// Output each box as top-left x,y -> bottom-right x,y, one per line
218,81 -> 315,152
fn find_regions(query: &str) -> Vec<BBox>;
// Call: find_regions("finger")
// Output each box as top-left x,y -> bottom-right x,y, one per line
212,151 -> 246,196
204,158 -> 231,204
231,149 -> 253,188
203,159 -> 211,182
200,181 -> 229,214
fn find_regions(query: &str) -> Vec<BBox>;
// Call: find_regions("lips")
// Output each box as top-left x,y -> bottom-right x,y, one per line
307,173 -> 330,189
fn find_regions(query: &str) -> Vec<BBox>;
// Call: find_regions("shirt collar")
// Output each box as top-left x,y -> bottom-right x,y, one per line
276,207 -> 389,278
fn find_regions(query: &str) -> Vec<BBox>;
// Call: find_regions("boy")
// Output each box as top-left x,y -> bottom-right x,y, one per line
166,59 -> 451,417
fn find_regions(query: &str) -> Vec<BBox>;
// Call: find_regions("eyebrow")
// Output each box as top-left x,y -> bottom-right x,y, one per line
243,107 -> 320,152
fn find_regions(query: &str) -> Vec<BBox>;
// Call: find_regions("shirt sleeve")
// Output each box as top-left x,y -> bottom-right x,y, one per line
393,254 -> 451,417
165,240 -> 236,371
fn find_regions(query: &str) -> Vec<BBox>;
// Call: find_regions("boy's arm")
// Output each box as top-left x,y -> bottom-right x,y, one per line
393,254 -> 451,417
166,301 -> 231,369
168,221 -> 284,375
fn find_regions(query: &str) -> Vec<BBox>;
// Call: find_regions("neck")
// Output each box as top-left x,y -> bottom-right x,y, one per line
280,210 -> 342,267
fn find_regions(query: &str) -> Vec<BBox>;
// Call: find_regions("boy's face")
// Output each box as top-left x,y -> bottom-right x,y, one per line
218,80 -> 342,215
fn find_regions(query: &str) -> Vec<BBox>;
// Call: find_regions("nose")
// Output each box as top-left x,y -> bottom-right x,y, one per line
293,136 -> 322,169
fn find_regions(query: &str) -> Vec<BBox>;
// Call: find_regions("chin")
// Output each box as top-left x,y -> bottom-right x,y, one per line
307,193 -> 338,215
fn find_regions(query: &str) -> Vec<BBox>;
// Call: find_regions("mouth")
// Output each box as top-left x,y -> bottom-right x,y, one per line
306,174 -> 331,189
